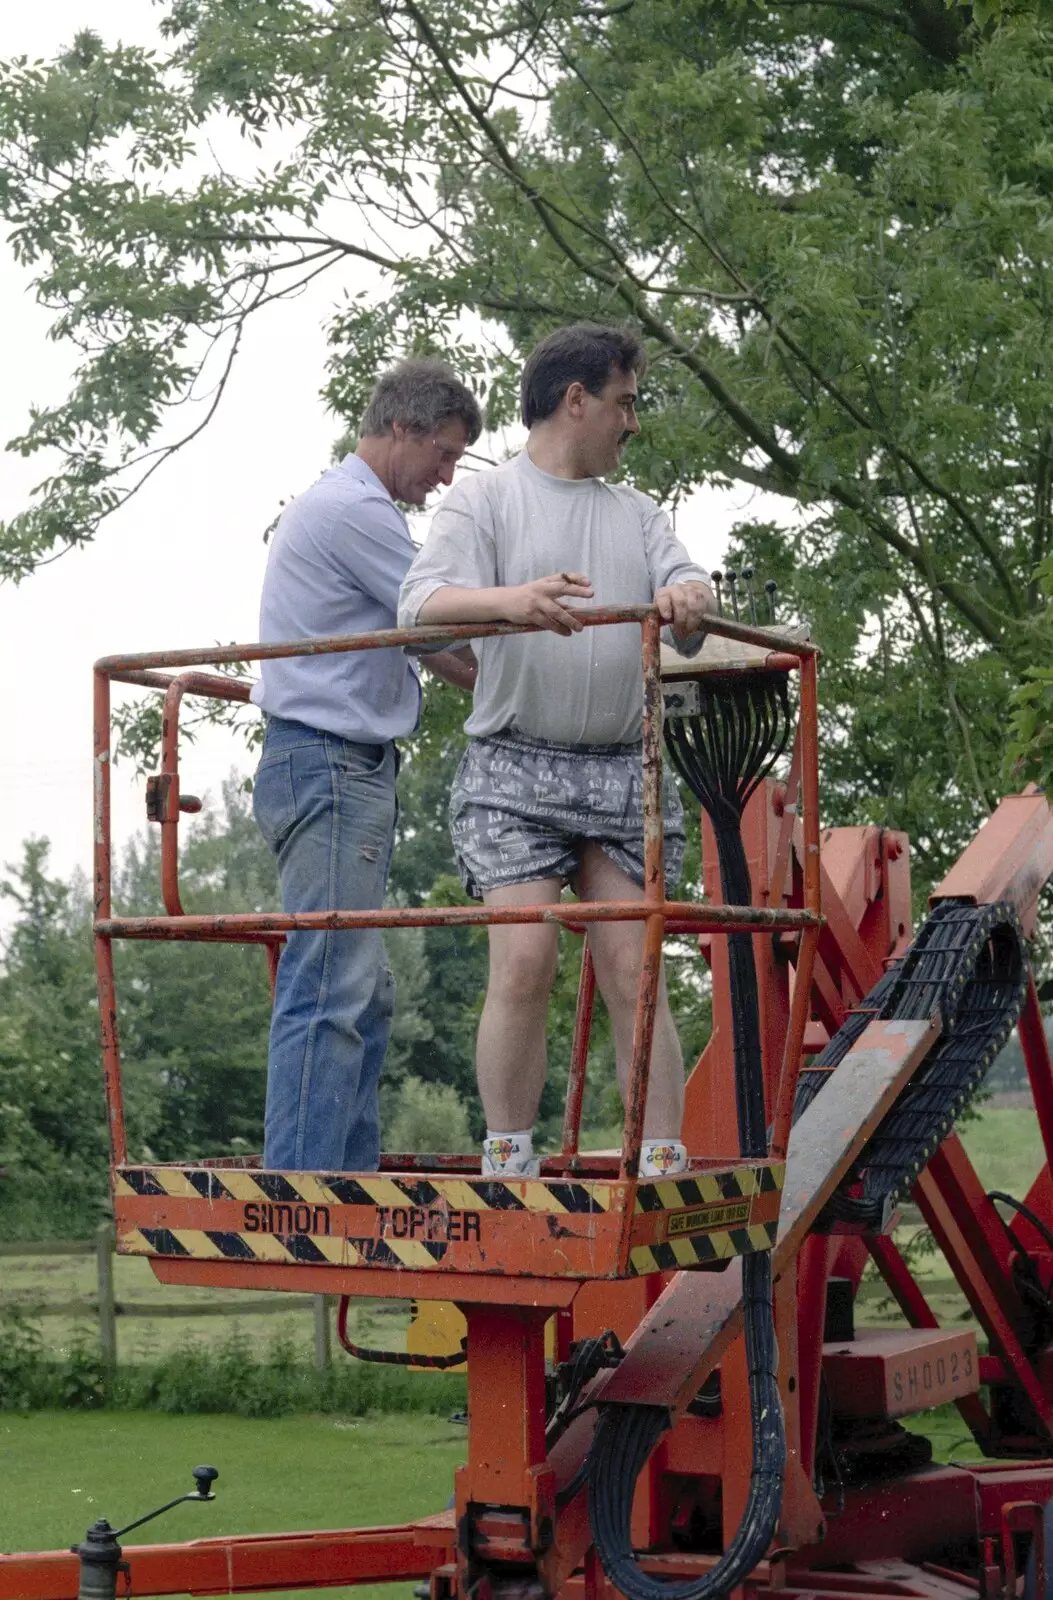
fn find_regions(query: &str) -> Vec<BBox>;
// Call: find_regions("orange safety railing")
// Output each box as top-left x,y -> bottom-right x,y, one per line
93,606 -> 821,1181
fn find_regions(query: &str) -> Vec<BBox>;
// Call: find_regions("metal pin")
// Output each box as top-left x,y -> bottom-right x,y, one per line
711,569 -> 724,617
764,579 -> 778,624
742,566 -> 758,626
725,568 -> 740,621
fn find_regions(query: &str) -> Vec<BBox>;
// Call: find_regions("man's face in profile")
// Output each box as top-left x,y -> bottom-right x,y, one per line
575,366 -> 641,477
392,419 -> 470,505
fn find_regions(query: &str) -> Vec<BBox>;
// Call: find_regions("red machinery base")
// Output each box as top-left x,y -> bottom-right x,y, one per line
4,1463 -> 1052,1600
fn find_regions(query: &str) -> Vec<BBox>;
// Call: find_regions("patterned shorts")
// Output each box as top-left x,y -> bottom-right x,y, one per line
449,732 -> 686,900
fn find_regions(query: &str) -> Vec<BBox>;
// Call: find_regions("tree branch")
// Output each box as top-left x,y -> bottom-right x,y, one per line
514,0 -> 1016,612
709,456 -> 801,497
193,229 -> 406,275
777,0 -> 923,36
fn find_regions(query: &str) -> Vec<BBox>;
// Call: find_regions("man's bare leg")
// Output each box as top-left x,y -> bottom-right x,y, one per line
476,878 -> 563,1135
576,843 -> 685,1140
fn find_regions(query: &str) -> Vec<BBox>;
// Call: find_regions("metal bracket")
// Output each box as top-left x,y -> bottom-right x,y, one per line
146,774 -> 202,823
663,681 -> 701,719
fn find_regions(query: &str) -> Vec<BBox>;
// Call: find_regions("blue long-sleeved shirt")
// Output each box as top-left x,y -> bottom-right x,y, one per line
251,454 -> 421,742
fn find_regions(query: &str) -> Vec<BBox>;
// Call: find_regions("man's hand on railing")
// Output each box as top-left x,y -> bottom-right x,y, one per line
655,580 -> 716,645
417,572 -> 595,638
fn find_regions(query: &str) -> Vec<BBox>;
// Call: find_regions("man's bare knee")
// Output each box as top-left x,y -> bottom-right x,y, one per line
488,963 -> 557,1008
593,938 -> 654,1018
487,933 -> 559,1007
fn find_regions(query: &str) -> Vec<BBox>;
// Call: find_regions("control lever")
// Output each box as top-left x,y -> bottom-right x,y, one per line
72,1466 -> 218,1600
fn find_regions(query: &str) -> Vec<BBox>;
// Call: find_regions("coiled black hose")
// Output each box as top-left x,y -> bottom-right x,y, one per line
585,672 -> 792,1600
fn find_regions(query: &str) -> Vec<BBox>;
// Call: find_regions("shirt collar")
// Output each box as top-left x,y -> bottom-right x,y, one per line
339,452 -> 393,500
518,447 -> 598,494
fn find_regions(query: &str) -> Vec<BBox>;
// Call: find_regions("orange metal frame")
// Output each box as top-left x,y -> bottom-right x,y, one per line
22,609 -> 1053,1600
38,604 -> 820,1597
90,609 -> 819,1282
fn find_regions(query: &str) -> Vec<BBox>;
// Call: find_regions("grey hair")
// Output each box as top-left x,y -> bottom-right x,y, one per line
359,358 -> 483,444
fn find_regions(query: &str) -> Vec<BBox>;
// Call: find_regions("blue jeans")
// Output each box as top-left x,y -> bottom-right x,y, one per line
252,715 -> 398,1171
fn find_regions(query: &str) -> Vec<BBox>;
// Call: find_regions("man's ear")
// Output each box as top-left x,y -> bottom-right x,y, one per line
562,381 -> 587,419
391,420 -> 408,443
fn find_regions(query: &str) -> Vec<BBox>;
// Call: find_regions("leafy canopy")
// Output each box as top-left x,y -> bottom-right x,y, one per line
4,2 -> 1053,870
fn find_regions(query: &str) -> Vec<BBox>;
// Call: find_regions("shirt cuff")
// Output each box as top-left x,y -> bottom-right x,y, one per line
397,577 -> 449,629
662,623 -> 706,659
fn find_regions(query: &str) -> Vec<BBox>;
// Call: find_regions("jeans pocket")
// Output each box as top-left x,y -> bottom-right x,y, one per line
330,741 -> 388,781
252,753 -> 297,848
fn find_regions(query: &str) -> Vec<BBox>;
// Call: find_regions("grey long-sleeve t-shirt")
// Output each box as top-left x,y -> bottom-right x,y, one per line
398,450 -> 710,746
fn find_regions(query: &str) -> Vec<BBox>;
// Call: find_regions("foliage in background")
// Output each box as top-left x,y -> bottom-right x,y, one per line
0,842 -> 109,1202
0,1305 -> 466,1416
4,4 -> 1053,883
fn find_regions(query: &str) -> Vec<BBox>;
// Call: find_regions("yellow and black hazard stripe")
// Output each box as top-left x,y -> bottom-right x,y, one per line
325,1173 -> 614,1215
116,1163 -> 782,1273
118,1224 -> 361,1266
632,1163 -> 782,1214
115,1165 -> 618,1270
629,1218 -> 778,1275
116,1165 -> 613,1215
120,1222 -> 478,1271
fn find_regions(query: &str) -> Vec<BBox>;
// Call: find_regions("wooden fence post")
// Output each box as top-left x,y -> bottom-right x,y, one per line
96,1222 -> 117,1370
313,1295 -> 332,1370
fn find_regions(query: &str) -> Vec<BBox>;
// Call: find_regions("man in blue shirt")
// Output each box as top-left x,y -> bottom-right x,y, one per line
251,359 -> 481,1172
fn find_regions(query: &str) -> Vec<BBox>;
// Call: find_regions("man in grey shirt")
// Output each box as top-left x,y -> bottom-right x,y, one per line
399,324 -> 714,1179
252,359 -> 480,1172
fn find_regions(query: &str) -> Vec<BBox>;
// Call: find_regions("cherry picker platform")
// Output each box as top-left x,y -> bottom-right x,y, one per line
91,607 -> 812,1313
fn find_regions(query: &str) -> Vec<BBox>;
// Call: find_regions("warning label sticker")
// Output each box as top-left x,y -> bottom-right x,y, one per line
667,1200 -> 751,1236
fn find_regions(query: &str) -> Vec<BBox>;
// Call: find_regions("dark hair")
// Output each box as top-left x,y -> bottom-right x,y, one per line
360,357 -> 483,444
520,323 -> 647,427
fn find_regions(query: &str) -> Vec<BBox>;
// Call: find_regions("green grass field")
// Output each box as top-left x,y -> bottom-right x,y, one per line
959,1103 -> 1047,1197
2,1411 -> 467,1600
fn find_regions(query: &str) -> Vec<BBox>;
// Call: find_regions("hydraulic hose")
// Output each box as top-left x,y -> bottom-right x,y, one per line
587,1251 -> 783,1600
585,672 -> 792,1600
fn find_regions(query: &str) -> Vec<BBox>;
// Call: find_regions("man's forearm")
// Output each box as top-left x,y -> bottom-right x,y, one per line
423,645 -> 477,691
417,586 -> 513,625
414,571 -> 591,637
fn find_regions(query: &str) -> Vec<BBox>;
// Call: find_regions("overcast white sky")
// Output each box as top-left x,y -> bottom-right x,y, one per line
0,2 -> 778,930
